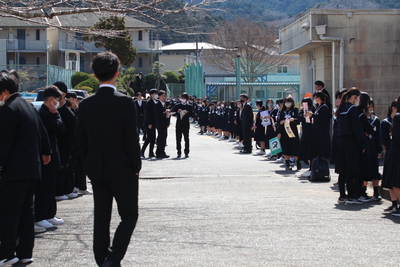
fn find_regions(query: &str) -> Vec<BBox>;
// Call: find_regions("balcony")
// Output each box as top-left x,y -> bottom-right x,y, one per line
58,40 -> 104,53
6,40 -> 48,52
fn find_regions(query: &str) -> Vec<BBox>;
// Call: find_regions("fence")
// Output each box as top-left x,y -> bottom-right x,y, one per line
0,65 -> 76,92
166,83 -> 186,98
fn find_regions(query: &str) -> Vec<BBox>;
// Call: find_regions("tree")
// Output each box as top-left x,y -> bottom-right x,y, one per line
18,66 -> 39,92
206,18 -> 293,100
153,61 -> 166,90
75,76 -> 99,93
0,1 -> 224,36
177,66 -> 186,83
85,16 -> 136,66
145,73 -> 156,90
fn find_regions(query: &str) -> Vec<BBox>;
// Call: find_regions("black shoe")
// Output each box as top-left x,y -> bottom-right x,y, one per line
102,259 -> 121,267
140,152 -> 145,158
297,161 -> 302,171
239,150 -> 251,154
185,154 -> 189,158
384,205 -> 397,212
156,155 -> 170,159
177,154 -> 181,158
149,153 -> 155,158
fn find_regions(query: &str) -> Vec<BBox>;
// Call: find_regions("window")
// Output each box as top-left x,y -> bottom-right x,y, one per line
138,57 -> 143,68
277,65 -> 288,74
276,91 -> 287,98
36,57 -> 40,65
255,90 -> 263,98
36,29 -> 40,40
138,30 -> 143,41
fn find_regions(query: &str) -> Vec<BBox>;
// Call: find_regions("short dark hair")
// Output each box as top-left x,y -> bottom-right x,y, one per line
181,92 -> 189,100
240,93 -> 249,100
335,89 -> 347,100
0,69 -> 19,94
136,92 -> 143,97
66,92 -> 77,99
276,98 -> 284,104
91,51 -> 120,82
315,80 -> 324,87
158,90 -> 165,96
53,81 -> 68,94
149,88 -> 158,95
43,85 -> 62,101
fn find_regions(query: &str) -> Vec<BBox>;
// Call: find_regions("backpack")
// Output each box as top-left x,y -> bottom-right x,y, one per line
309,156 -> 331,182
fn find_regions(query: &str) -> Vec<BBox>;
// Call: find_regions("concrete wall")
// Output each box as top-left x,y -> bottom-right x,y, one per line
280,9 -> 400,118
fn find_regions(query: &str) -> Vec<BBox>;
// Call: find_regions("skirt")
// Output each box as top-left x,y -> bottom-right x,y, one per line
382,144 -> 400,188
299,130 -> 314,162
335,135 -> 361,175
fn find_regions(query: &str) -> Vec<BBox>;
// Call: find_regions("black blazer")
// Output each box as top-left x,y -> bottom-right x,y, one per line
58,103 -> 77,167
154,101 -> 170,129
144,99 -> 157,127
77,86 -> 141,181
241,102 -> 254,129
135,100 -> 146,118
172,103 -> 193,130
0,94 -> 51,181
38,104 -> 65,171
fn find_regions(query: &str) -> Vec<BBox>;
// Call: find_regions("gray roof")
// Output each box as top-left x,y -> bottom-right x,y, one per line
52,8 -> 155,29
0,13 -> 47,28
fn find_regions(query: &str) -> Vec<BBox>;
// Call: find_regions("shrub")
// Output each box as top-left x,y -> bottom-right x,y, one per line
71,72 -> 92,88
75,76 -> 99,93
163,71 -> 179,84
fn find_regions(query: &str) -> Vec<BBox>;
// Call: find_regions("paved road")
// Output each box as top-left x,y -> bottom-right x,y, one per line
30,118 -> 400,267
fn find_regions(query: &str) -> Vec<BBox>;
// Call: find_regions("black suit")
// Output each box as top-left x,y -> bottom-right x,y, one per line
241,102 -> 254,152
155,101 -> 170,157
35,104 -> 65,222
172,103 -> 193,155
0,93 -> 51,260
134,99 -> 146,139
77,86 -> 141,266
141,99 -> 157,156
57,103 -> 77,196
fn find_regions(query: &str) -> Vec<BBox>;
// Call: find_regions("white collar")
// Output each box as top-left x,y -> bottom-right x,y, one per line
99,84 -> 117,91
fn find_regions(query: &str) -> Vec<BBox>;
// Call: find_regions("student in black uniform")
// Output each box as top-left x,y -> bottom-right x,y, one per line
277,96 -> 301,171
335,88 -> 366,204
155,90 -> 170,158
228,101 -> 237,141
135,92 -> 146,141
383,96 -> 400,216
141,89 -> 158,158
253,100 -> 266,155
208,102 -> 216,135
264,99 -> 278,157
381,100 -> 398,211
274,99 -> 285,163
361,98 -> 382,201
354,93 -> 376,202
314,80 -> 331,105
35,86 -> 65,230
199,100 -> 209,135
298,97 -> 315,176
0,70 -> 51,266
235,100 -> 244,148
215,102 -> 223,138
222,102 -> 230,140
54,81 -> 78,201
310,92 -> 332,160
172,93 -> 193,158
240,94 -> 254,154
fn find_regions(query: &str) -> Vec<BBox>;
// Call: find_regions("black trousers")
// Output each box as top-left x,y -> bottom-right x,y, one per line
0,180 -> 37,260
176,127 -> 190,155
75,154 -> 87,191
35,170 -> 57,221
242,126 -> 252,152
56,167 -> 74,196
92,178 -> 139,266
156,127 -> 167,157
141,127 -> 156,156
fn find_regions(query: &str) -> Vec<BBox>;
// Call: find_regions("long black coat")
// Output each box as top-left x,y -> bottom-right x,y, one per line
77,86 -> 141,181
38,104 -> 65,171
134,99 -> 146,128
57,103 -> 76,167
241,102 -> 253,130
0,94 -> 51,181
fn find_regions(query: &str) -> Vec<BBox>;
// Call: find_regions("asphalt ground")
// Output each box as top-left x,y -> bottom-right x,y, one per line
28,118 -> 400,267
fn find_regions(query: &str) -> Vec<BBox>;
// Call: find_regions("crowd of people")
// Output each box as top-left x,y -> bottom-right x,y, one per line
1,49 -> 400,266
186,81 -> 400,210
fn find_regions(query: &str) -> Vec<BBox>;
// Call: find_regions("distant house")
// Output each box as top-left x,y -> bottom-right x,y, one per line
0,15 -> 48,68
278,9 -> 400,118
48,9 -> 162,73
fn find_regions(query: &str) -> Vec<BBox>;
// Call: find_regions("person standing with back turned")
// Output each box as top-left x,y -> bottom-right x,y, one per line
77,52 -> 141,267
